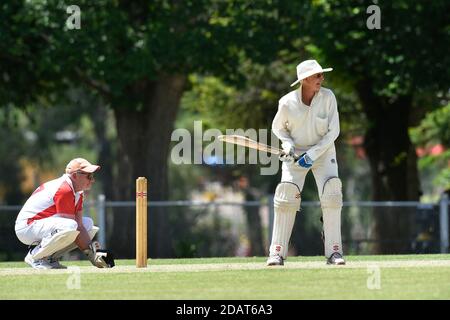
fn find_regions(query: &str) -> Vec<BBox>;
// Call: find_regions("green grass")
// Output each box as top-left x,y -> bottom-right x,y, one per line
1,254 -> 450,299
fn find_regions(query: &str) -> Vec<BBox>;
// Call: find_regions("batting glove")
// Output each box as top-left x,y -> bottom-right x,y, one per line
279,146 -> 296,163
297,153 -> 313,168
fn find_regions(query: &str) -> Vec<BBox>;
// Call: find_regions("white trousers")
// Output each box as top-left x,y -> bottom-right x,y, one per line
282,147 -> 339,194
273,146 -> 343,258
15,216 -> 94,246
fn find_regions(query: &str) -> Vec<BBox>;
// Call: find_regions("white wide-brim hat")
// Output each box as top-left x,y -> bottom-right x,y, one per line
290,59 -> 333,87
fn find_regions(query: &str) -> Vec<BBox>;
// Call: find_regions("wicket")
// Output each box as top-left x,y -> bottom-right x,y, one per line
136,177 -> 148,268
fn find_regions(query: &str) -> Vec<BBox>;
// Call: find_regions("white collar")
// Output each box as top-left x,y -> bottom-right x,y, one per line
63,174 -> 83,196
297,86 -> 322,106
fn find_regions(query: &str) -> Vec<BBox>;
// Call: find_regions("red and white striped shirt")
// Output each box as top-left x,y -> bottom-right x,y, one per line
16,174 -> 83,228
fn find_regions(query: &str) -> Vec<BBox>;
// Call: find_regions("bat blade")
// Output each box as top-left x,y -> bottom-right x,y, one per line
218,135 -> 283,155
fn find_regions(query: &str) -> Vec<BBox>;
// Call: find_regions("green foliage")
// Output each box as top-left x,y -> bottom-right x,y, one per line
411,104 -> 450,146
304,0 -> 450,98
0,107 -> 32,203
410,104 -> 450,189
0,0 -> 293,109
181,75 -> 237,130
0,87 -> 113,203
181,57 -> 296,130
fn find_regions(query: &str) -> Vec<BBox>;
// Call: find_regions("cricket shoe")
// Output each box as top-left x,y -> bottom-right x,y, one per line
24,251 -> 57,269
266,254 -> 284,266
326,252 -> 346,265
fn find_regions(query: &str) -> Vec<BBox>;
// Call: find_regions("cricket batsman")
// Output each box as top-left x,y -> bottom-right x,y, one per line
15,158 -> 114,269
267,59 -> 345,266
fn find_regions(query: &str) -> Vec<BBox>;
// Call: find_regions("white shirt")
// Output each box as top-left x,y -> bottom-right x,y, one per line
272,86 -> 340,161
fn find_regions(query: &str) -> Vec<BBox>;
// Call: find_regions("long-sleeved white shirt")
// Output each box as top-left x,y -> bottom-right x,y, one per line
272,86 -> 340,161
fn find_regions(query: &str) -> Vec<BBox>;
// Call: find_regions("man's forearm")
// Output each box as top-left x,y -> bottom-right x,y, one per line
75,225 -> 91,250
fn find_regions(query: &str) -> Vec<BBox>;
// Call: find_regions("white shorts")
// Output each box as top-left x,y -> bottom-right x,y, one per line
15,216 -> 94,246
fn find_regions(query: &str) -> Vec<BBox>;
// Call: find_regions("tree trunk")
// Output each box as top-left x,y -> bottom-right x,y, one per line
243,189 -> 265,256
357,81 -> 420,253
110,74 -> 186,258
91,104 -> 115,201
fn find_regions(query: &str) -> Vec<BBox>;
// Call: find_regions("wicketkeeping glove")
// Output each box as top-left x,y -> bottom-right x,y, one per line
83,242 -> 115,268
95,249 -> 115,268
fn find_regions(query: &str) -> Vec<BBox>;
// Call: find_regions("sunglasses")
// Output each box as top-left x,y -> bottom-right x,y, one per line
76,172 -> 94,180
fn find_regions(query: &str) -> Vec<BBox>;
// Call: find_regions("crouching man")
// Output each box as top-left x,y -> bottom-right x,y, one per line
15,158 -> 114,269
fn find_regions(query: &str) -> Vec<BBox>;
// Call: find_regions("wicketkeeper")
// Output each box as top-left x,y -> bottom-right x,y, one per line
267,59 -> 345,266
15,158 -> 114,269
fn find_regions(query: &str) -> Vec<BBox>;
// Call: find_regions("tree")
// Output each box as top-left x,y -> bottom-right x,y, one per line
0,107 -> 28,204
410,103 -> 450,190
0,1 -> 296,257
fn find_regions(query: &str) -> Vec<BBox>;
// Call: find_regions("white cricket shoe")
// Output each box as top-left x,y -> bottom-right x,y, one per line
327,252 -> 346,265
24,251 -> 56,269
266,254 -> 284,266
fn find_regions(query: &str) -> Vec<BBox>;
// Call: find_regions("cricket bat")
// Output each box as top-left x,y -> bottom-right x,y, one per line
217,135 -> 300,160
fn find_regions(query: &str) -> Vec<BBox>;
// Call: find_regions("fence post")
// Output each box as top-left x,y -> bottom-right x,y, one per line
83,199 -> 91,218
268,194 -> 274,247
97,194 -> 106,247
439,193 -> 449,253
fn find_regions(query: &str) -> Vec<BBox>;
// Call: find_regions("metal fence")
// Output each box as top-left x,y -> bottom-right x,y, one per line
82,194 -> 450,254
1,194 -> 448,260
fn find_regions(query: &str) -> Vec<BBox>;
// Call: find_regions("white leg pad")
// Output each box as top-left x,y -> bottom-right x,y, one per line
32,230 -> 80,260
321,177 -> 343,258
269,182 -> 301,259
51,226 -> 99,259
270,212 -> 296,259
